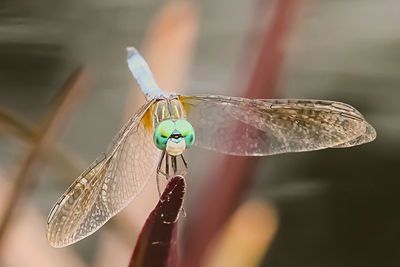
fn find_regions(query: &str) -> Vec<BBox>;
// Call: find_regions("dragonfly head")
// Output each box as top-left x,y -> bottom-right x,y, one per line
153,119 -> 195,155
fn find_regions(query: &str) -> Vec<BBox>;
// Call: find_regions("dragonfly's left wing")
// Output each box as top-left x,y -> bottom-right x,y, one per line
179,95 -> 376,156
47,99 -> 161,247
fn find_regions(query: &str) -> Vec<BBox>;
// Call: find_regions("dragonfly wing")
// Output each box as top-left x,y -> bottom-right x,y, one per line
179,95 -> 376,156
333,120 -> 376,148
47,99 -> 161,247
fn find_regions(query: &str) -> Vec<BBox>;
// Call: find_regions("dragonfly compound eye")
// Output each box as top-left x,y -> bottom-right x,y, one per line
154,119 -> 195,151
153,120 -> 175,150
175,119 -> 195,149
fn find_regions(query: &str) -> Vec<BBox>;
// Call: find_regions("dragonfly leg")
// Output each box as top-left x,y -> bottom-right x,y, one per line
156,151 -> 166,197
180,207 -> 187,218
165,154 -> 170,179
171,156 -> 178,175
180,154 -> 188,169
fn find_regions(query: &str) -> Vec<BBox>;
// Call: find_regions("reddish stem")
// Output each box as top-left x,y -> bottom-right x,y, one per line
182,1 -> 303,266
129,176 -> 186,267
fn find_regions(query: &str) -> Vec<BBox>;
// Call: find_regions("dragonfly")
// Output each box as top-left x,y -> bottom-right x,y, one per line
47,47 -> 376,248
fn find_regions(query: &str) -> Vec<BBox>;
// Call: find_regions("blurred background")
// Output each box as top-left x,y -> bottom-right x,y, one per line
0,0 -> 399,266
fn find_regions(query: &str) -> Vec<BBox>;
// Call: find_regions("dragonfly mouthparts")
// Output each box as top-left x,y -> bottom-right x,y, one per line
170,133 -> 183,139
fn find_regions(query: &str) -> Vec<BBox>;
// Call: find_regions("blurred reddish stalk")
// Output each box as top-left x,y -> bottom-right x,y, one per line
128,176 -> 186,267
0,67 -> 92,248
182,1 -> 303,266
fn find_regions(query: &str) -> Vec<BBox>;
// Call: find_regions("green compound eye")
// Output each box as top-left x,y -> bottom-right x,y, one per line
153,119 -> 195,151
154,120 -> 175,150
175,119 -> 195,148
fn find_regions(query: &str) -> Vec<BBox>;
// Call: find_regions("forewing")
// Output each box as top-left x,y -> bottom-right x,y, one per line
180,95 -> 376,156
47,99 -> 161,247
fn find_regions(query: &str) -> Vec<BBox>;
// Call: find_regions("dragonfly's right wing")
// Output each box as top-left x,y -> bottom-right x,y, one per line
47,99 -> 161,247
180,95 -> 376,156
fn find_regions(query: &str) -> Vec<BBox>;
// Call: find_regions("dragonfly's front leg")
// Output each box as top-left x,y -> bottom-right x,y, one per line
156,151 -> 166,197
180,154 -> 188,169
171,156 -> 178,175
165,154 -> 170,178
179,154 -> 188,217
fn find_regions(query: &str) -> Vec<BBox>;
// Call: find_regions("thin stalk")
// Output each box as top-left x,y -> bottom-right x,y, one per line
0,67 -> 92,247
182,1 -> 304,266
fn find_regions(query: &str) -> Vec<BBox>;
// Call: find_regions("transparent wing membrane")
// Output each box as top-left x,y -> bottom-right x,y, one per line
47,99 -> 161,247
180,95 -> 376,156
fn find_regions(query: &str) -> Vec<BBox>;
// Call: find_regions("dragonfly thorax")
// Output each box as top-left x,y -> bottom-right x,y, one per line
153,98 -> 185,122
153,119 -> 195,155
